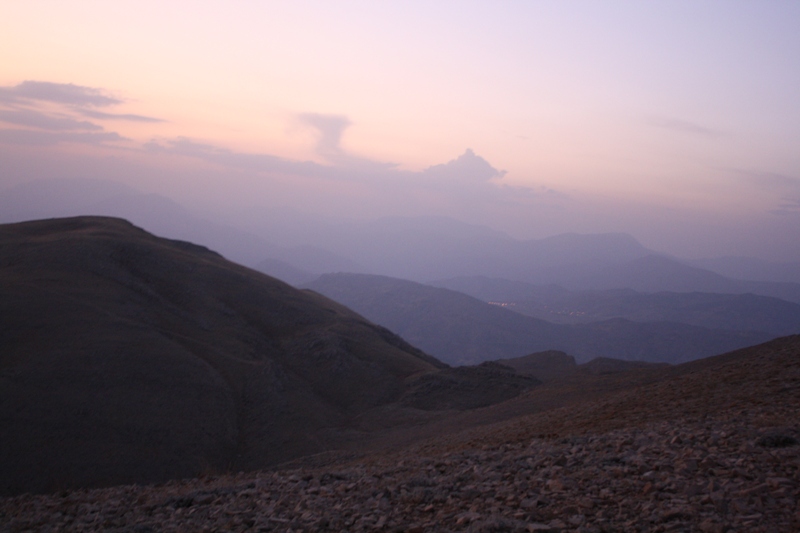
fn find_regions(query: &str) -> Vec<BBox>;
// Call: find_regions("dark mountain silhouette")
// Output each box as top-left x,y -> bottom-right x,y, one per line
304,273 -> 772,366
432,276 -> 800,335
2,216 -> 482,495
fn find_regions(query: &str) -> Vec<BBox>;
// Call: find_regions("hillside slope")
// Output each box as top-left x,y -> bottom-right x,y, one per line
0,217 -> 447,495
4,337 -> 798,531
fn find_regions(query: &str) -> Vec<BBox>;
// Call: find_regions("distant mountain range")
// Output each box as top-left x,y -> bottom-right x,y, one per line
304,273 -> 772,366
432,276 -> 800,336
3,178 -> 800,303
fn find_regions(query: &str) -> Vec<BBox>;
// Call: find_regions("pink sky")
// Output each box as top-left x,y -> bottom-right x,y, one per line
1,1 -> 799,260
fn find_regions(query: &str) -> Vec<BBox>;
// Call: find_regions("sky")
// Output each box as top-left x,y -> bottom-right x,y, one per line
1,1 -> 800,261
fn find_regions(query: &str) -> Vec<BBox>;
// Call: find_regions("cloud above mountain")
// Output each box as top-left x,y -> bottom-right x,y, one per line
143,133 -> 552,214
421,148 -> 505,183
0,76 -> 797,262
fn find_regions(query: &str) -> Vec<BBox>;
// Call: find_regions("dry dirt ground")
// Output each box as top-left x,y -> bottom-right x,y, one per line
2,336 -> 799,532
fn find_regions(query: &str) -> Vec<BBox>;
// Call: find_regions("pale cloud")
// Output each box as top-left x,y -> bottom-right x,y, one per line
295,112 -> 396,171
0,79 -> 562,230
0,129 -> 126,146
0,81 -> 122,107
78,109 -> 165,123
0,80 -> 550,208
421,149 -> 506,183
0,81 -> 163,146
0,109 -> 102,131
145,135 -> 554,208
296,113 -> 351,159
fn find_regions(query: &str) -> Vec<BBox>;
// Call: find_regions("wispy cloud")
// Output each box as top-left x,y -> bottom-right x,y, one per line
78,109 -> 165,123
0,109 -> 102,131
0,81 -> 164,146
647,116 -> 721,137
0,129 -> 126,146
0,80 -> 561,215
0,81 -> 122,107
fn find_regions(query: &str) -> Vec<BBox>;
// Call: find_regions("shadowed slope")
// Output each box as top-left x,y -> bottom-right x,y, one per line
2,336 -> 798,531
0,217 -> 444,495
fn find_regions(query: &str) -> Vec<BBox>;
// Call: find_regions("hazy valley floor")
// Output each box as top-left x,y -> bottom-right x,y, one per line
3,336 -> 799,532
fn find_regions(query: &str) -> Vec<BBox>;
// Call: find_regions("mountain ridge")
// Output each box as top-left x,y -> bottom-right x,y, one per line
432,275 -> 800,335
304,273 -> 773,365
5,179 -> 799,302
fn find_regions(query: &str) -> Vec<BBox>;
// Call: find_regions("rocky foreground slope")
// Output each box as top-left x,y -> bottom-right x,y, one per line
3,336 -> 798,532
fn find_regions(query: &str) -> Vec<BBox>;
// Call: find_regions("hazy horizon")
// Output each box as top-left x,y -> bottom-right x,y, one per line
2,1 -> 800,261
